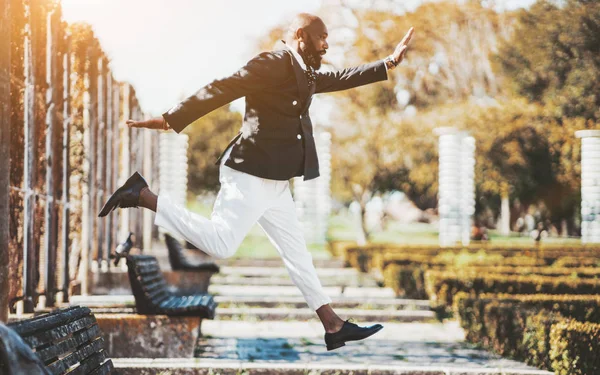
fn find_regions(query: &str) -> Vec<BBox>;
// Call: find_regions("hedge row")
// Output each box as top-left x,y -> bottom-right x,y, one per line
384,264 -> 600,299
343,244 -> 600,273
455,293 -> 600,373
550,319 -> 600,375
425,271 -> 600,311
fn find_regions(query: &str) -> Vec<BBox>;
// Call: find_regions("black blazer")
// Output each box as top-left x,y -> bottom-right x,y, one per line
162,48 -> 388,181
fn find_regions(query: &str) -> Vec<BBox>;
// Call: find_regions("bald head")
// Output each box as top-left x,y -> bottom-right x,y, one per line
286,13 -> 326,41
285,13 -> 329,70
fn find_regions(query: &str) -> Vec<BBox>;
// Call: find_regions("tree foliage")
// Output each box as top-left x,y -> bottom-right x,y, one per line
185,105 -> 242,194
497,0 -> 600,121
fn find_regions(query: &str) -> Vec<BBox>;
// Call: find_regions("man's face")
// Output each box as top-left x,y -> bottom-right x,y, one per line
299,21 -> 329,70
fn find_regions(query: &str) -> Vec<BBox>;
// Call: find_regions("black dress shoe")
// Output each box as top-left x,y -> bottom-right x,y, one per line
98,171 -> 148,217
324,319 -> 384,351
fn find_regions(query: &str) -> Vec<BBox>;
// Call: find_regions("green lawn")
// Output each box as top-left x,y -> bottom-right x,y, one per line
186,199 -> 331,259
186,198 -> 582,259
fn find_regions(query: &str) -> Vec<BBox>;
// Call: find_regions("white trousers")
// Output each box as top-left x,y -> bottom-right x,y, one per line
154,153 -> 332,311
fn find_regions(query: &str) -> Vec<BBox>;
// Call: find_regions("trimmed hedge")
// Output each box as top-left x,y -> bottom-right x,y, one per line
553,256 -> 600,268
425,271 -> 600,310
383,260 -> 599,298
455,293 -> 600,371
550,319 -> 600,375
456,293 -> 600,341
327,240 -> 357,258
344,244 -> 600,273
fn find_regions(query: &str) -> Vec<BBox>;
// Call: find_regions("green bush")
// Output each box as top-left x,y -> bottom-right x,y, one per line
383,259 -> 600,299
523,311 -> 563,370
426,271 -> 600,310
550,320 -> 600,375
553,256 -> 600,268
456,293 -> 600,371
344,244 -> 600,274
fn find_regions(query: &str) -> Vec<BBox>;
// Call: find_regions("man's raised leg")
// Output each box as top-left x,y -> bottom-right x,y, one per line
100,167 -> 267,260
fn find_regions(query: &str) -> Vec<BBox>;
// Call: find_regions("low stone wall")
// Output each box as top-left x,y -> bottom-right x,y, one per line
96,314 -> 201,358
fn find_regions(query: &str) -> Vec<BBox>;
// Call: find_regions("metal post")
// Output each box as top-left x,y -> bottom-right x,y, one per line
95,57 -> 105,266
119,84 -> 131,242
44,9 -> 59,308
142,127 -> 153,251
105,73 -> 113,264
88,48 -> 97,270
111,81 -> 120,253
61,34 -> 71,303
0,0 -> 11,322
23,12 -> 38,313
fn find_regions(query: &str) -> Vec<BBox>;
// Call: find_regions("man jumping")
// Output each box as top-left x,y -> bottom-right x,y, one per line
99,13 -> 414,351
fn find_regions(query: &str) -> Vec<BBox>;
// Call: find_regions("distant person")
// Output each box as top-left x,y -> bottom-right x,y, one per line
99,13 -> 414,351
471,220 -> 489,241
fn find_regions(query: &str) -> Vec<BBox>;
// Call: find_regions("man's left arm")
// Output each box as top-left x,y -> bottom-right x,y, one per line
315,27 -> 414,94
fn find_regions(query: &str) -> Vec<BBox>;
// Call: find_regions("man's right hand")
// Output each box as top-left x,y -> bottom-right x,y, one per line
126,116 -> 170,131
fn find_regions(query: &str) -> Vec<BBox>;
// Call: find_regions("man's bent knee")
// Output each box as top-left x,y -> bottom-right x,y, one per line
210,241 -> 238,259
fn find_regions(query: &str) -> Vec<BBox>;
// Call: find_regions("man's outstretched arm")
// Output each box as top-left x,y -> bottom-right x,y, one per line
127,51 -> 289,133
315,27 -> 414,94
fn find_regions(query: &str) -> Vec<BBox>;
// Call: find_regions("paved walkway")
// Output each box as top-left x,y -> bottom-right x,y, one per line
190,258 -> 552,374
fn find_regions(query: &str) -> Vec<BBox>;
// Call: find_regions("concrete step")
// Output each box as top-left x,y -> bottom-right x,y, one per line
208,285 -> 396,299
69,294 -> 430,311
210,274 -> 379,287
215,295 -> 431,310
214,306 -> 435,322
218,266 -> 359,277
113,360 -> 552,375
214,257 -> 345,268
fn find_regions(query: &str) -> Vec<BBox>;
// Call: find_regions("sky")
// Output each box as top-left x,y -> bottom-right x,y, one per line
61,0 -> 321,116
60,0 -> 537,117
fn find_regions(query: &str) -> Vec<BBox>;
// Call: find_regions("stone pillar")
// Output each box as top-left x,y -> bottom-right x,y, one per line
435,127 -> 476,247
293,131 -> 332,244
159,132 -> 189,220
576,130 -> 600,243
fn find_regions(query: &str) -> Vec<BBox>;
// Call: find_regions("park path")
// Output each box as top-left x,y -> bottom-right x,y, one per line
164,256 -> 553,375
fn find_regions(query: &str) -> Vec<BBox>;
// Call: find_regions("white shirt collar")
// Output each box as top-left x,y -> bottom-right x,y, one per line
285,43 -> 307,71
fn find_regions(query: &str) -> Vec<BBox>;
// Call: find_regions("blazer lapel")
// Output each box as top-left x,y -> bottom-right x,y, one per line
283,48 -> 311,110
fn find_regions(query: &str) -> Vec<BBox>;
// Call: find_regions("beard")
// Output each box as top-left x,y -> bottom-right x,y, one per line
299,35 -> 324,71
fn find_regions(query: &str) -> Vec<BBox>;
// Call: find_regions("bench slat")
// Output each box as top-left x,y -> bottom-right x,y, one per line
9,306 -> 91,337
142,278 -> 168,294
36,324 -> 101,364
46,337 -> 105,375
147,287 -> 170,303
138,272 -> 163,285
136,262 -> 160,275
21,316 -> 97,350
87,359 -> 114,375
67,350 -> 110,375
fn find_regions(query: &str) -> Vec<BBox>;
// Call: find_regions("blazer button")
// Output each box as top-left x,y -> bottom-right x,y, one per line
297,134 -> 302,139
293,100 -> 298,106
299,115 -> 303,119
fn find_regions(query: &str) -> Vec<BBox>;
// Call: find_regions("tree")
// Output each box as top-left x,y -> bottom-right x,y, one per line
496,0 -> 600,121
184,105 -> 242,194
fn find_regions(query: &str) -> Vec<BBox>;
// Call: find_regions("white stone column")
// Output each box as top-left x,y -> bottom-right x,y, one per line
293,131 -> 332,244
159,132 -> 189,211
435,127 -> 476,247
576,130 -> 600,243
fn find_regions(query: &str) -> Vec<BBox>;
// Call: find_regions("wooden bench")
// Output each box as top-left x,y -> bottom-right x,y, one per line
3,306 -> 114,374
126,254 -> 217,317
164,233 -> 220,273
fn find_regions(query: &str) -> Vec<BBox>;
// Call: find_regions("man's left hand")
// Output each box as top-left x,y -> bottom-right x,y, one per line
392,27 -> 415,65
